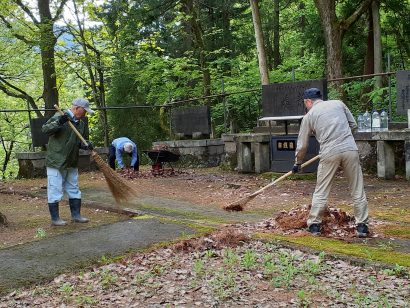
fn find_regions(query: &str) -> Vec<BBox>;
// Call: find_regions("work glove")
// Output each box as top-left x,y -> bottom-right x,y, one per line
79,141 -> 93,151
58,114 -> 69,125
292,163 -> 301,173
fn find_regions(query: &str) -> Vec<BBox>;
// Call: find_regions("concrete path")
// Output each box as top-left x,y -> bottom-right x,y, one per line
0,186 -> 267,295
83,187 -> 267,225
0,217 -> 194,294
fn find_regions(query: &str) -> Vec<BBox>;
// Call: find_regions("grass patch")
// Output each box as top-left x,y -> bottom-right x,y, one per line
372,209 -> 410,223
379,225 -> 410,239
261,172 -> 317,181
132,215 -> 155,220
255,233 -> 410,267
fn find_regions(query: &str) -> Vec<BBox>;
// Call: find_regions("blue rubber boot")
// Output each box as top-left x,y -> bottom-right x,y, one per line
69,198 -> 89,223
48,203 -> 67,226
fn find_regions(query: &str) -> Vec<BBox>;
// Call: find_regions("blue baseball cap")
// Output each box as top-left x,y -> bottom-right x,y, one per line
303,88 -> 322,99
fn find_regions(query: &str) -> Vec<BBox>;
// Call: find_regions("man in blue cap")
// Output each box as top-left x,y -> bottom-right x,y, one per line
42,98 -> 94,226
293,88 -> 369,237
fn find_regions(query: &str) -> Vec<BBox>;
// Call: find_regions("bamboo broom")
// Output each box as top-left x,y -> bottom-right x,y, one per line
223,155 -> 320,211
54,104 -> 138,204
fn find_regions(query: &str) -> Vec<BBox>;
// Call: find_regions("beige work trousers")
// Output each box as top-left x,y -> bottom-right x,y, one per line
307,150 -> 368,226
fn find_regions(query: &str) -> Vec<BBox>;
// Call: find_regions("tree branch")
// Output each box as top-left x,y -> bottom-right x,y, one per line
52,0 -> 69,22
14,0 -> 39,25
340,0 -> 373,33
0,77 -> 43,117
0,14 -> 35,44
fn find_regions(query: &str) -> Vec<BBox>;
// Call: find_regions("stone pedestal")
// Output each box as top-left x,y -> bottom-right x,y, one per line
228,133 -> 271,173
377,141 -> 395,179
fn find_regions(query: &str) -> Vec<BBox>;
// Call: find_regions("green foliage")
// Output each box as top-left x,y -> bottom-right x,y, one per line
34,228 -> 47,239
58,282 -> 74,295
0,0 -> 409,178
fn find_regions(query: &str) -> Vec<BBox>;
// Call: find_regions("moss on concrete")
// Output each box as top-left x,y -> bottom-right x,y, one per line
136,203 -> 236,225
156,216 -> 216,235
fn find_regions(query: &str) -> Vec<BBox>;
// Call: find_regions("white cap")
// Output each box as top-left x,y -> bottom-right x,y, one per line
72,98 -> 94,114
123,142 -> 133,153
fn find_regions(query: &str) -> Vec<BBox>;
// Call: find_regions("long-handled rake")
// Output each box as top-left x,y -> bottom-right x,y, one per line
223,155 -> 320,211
54,105 -> 138,204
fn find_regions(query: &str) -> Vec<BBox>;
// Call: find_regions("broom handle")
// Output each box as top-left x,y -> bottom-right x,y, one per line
54,104 -> 89,147
248,155 -> 320,198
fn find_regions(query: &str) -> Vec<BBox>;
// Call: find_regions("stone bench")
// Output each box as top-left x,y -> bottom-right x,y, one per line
224,129 -> 410,180
354,130 -> 410,180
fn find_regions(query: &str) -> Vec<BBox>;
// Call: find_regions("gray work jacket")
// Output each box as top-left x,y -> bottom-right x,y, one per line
295,99 -> 358,164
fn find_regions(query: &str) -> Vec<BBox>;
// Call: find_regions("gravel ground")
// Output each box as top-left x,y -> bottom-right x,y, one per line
1,228 -> 409,308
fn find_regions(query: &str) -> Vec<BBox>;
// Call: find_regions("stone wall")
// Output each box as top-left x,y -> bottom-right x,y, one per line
151,139 -> 225,168
16,148 -> 109,179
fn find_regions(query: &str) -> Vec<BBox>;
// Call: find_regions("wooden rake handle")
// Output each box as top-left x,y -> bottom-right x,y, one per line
248,155 -> 320,198
54,104 -> 90,147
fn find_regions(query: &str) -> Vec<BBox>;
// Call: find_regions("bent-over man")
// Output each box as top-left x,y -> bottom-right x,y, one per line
109,137 -> 139,171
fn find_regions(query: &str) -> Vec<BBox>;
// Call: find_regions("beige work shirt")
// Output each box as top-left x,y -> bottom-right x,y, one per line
295,99 -> 358,164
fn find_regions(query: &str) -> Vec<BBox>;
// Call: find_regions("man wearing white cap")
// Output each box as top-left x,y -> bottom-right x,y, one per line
42,98 -> 94,226
109,137 -> 139,171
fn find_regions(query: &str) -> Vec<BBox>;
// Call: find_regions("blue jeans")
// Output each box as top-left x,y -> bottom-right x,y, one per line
47,167 -> 81,203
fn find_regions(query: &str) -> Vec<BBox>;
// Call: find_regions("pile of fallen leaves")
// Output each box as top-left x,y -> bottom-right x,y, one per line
118,168 -> 185,179
275,205 -> 356,237
172,228 -> 250,252
235,205 -> 361,238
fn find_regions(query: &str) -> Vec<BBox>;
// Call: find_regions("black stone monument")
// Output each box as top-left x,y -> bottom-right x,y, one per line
30,116 -> 89,147
171,106 -> 211,138
396,70 -> 410,114
262,79 -> 327,117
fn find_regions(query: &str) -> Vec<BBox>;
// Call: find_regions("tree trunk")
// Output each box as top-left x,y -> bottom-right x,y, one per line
250,0 -> 269,85
0,211 -> 8,226
71,1 -> 109,146
363,9 -> 374,76
372,0 -> 383,89
314,0 -> 373,97
38,0 -> 59,118
181,0 -> 211,101
0,137 -> 14,179
314,0 -> 343,90
361,9 -> 374,111
299,2 -> 306,58
273,0 -> 281,68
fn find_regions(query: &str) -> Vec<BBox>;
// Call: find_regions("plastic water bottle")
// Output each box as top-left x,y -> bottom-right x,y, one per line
372,110 -> 380,132
357,114 -> 364,132
363,110 -> 371,132
380,109 -> 388,131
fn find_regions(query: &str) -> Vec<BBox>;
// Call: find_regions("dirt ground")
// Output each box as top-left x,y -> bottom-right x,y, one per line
1,166 -> 409,248
1,166 -> 410,306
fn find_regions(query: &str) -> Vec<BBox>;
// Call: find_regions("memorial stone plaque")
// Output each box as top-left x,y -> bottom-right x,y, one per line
171,106 -> 211,135
262,79 -> 327,117
396,70 -> 410,114
30,116 -> 89,147
30,117 -> 50,147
